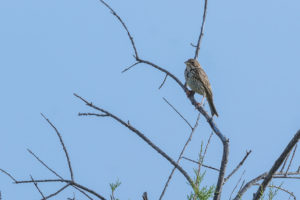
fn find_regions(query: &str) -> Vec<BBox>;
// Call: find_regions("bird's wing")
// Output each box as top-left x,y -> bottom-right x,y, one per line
195,66 -> 213,97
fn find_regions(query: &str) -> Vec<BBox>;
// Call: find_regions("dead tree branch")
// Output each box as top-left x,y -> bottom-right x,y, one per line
181,157 -> 220,172
253,129 -> 300,200
194,0 -> 208,59
74,93 -> 195,189
253,183 -> 297,200
159,114 -> 201,200
30,176 -> 46,200
41,113 -> 74,182
224,150 -> 252,184
163,97 -> 193,129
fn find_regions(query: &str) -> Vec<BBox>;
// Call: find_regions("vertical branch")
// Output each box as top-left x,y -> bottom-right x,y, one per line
253,130 -> 300,200
41,113 -> 74,181
194,0 -> 208,59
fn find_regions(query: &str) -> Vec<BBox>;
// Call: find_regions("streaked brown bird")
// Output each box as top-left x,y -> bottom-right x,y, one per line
184,58 -> 219,117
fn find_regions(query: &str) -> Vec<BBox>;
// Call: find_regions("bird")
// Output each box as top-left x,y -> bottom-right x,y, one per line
184,58 -> 218,117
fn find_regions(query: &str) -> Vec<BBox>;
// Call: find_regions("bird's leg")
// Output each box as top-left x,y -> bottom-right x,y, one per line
200,96 -> 205,106
196,96 -> 205,107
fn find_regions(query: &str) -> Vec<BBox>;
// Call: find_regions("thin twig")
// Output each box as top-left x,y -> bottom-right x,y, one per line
286,144 -> 297,175
280,150 -> 291,172
224,150 -> 252,183
121,62 -> 141,73
44,184 -> 70,200
79,113 -> 109,117
30,176 -> 46,199
99,0 -> 139,59
199,132 -> 213,172
194,0 -> 208,59
163,97 -> 193,129
27,149 -> 94,200
229,170 -> 245,200
253,184 -> 296,200
15,178 -> 106,200
158,74 -> 168,89
0,168 -> 17,182
159,114 -> 201,200
253,129 -> 300,200
74,93 -> 195,189
182,157 -> 219,172
41,113 -> 74,182
27,149 -> 63,179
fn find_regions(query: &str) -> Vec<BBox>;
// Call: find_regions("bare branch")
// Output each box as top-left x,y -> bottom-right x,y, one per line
158,74 -> 168,89
159,114 -> 200,200
233,172 -> 267,200
194,0 -> 208,59
182,157 -> 220,172
286,144 -> 297,175
253,129 -> 300,200
15,178 -> 106,200
121,62 -> 141,73
30,176 -> 46,199
224,150 -> 252,183
99,0 -> 139,59
41,113 -> 74,181
229,170 -> 245,200
74,93 -> 195,189
79,113 -> 109,117
280,150 -> 291,172
27,149 -> 63,179
163,97 -> 193,129
44,184 -> 70,200
199,132 -> 214,172
0,168 -> 17,182
27,149 -> 94,200
255,183 -> 297,200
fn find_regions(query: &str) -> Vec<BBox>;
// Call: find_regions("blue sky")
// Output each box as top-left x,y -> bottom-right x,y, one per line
0,0 -> 299,199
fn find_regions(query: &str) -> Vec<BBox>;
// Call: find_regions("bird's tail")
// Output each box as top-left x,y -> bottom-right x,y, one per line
207,96 -> 219,117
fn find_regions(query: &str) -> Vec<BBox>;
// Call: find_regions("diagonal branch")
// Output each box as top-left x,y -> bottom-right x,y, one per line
43,184 -> 70,200
181,157 -> 220,172
253,184 -> 296,200
159,114 -> 201,200
41,113 -> 74,181
27,149 -> 63,179
194,0 -> 208,59
163,97 -> 193,129
285,144 -> 297,175
27,149 -> 94,200
99,0 -> 139,59
30,176 -> 46,200
224,150 -> 252,184
158,74 -> 168,89
253,129 -> 300,200
74,93 -> 195,189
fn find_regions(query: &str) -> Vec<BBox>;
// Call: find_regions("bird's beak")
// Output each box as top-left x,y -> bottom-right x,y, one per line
184,61 -> 188,64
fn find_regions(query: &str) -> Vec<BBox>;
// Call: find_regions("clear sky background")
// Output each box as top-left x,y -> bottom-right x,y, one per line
0,0 -> 299,199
